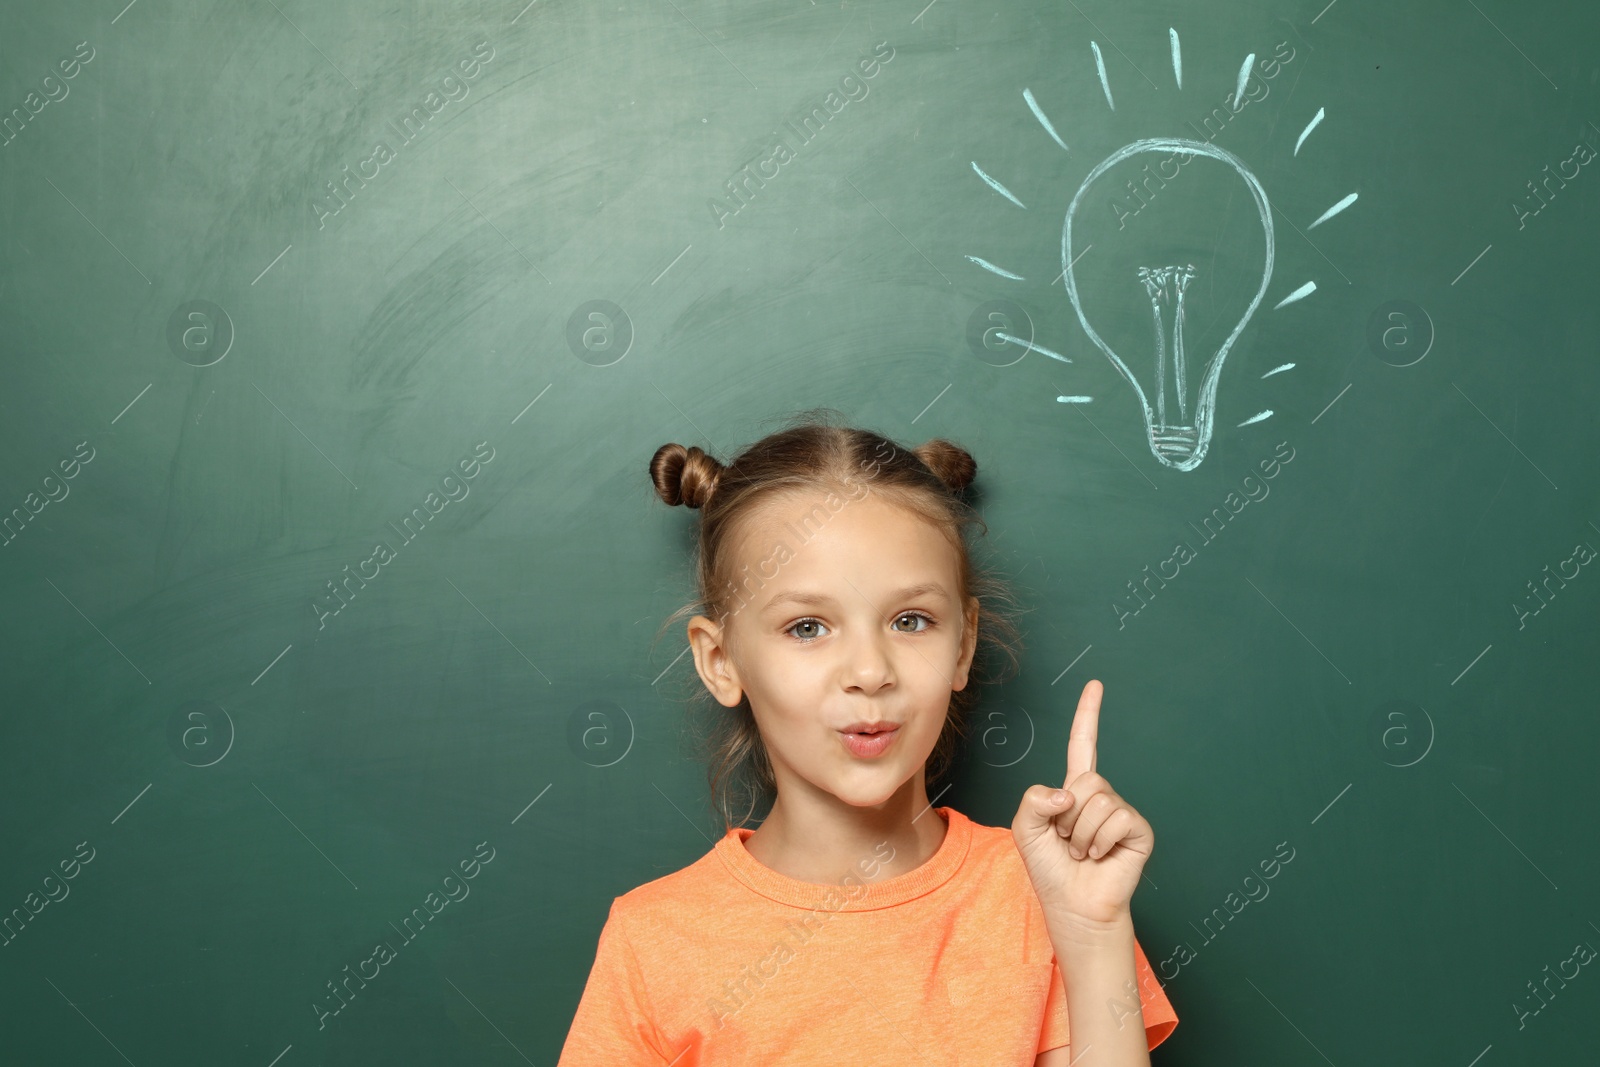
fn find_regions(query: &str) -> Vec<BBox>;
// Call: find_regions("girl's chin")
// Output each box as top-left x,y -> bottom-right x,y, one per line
828,769 -> 919,807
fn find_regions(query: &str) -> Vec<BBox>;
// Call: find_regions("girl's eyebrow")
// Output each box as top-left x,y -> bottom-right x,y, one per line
760,582 -> 950,614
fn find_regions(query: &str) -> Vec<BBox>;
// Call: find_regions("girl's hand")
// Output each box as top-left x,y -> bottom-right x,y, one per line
1011,680 -> 1154,928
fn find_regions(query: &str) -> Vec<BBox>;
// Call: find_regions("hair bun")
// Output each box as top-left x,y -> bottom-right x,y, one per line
649,443 -> 724,509
913,439 -> 977,494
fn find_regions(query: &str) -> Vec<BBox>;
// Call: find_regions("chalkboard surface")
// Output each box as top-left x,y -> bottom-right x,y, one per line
3,0 -> 1598,1063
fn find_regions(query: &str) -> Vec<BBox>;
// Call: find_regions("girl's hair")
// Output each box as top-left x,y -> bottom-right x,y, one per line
648,408 -> 1026,833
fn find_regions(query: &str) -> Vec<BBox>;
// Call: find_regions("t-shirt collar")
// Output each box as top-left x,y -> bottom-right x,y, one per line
713,806 -> 971,911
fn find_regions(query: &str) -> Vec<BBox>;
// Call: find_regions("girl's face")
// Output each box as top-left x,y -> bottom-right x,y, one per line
688,487 -> 980,810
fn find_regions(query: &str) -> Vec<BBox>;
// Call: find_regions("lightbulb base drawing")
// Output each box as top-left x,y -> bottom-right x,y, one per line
1061,138 -> 1274,472
1150,424 -> 1200,464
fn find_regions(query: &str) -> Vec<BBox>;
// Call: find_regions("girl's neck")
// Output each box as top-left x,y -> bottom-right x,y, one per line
741,779 -> 949,886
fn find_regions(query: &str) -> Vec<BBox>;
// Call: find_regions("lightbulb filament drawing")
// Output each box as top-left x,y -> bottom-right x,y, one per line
1137,263 -> 1196,428
1062,138 -> 1275,471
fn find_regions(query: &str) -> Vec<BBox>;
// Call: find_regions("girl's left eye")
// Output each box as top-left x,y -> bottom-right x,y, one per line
892,611 -> 934,633
784,611 -> 934,642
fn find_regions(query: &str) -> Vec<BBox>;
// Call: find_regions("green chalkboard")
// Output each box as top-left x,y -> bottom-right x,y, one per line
2,0 -> 1599,1063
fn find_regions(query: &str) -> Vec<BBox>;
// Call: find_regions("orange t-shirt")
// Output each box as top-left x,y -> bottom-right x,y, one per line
557,806 -> 1178,1065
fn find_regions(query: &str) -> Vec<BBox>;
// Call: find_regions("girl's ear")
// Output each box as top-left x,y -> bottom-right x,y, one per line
687,615 -> 745,707
952,595 -> 981,691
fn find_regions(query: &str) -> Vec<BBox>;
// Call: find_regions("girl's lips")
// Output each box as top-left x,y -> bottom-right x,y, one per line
839,726 -> 899,759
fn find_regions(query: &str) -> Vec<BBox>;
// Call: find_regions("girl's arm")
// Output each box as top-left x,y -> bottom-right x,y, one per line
1034,909 -> 1149,1067
1013,682 -> 1163,1067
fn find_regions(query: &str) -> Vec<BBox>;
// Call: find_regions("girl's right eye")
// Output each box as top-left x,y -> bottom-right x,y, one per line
785,617 -> 829,642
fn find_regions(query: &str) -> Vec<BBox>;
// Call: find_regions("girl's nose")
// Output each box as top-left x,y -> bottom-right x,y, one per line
843,632 -> 895,692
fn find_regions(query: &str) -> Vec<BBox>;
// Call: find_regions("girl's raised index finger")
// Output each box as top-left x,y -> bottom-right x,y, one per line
1066,679 -> 1102,780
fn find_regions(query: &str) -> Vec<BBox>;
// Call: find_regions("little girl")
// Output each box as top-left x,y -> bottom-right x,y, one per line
557,410 -> 1178,1066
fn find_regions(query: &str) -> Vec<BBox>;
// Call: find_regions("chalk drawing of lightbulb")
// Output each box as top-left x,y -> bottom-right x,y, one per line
964,30 -> 1358,473
1063,138 -> 1272,472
